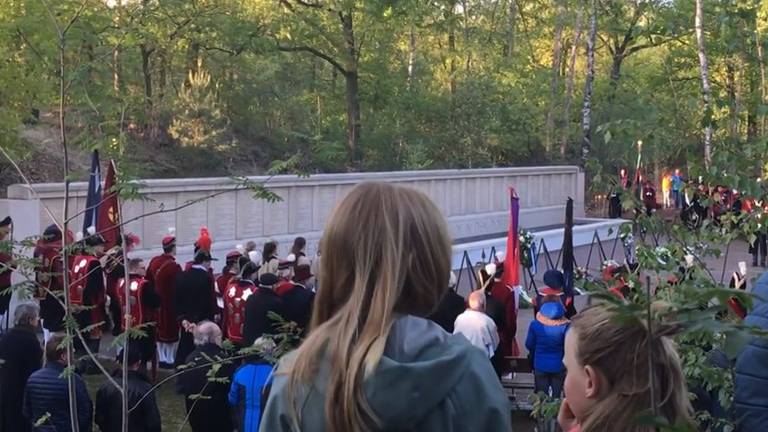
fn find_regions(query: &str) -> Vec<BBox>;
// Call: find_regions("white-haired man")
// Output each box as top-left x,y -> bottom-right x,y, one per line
176,321 -> 235,432
453,290 -> 500,358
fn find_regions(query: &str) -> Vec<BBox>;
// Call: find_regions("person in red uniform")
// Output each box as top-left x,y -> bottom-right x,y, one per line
116,258 -> 161,367
217,251 -> 243,339
71,229 -> 108,373
0,217 -> 14,330
102,233 -> 140,335
224,257 -> 258,347
146,230 -> 182,368
35,224 -> 73,339
488,262 -> 519,358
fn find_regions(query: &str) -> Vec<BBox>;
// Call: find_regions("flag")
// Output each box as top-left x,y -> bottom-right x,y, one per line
97,160 -> 119,249
562,197 -> 577,318
502,187 -> 520,288
82,150 -> 102,235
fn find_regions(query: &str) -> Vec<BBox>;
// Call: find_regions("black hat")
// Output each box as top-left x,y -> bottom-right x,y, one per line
0,216 -> 11,228
84,234 -> 107,247
43,224 -> 63,242
543,269 -> 564,290
258,272 -> 279,288
194,250 -> 217,264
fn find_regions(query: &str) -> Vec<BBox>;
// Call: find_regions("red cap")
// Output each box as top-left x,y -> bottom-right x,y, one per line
226,250 -> 242,259
162,236 -> 176,247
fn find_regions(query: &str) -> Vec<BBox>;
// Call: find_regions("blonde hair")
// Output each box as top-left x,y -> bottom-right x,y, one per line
284,182 -> 452,431
570,305 -> 694,432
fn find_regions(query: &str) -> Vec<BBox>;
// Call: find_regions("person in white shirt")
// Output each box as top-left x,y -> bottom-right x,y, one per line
453,290 -> 500,358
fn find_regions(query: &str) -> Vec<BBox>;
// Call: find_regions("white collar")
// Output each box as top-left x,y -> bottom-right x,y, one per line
191,264 -> 208,271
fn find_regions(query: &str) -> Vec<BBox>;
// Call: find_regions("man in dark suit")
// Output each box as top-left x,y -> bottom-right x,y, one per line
174,250 -> 217,367
243,273 -> 286,346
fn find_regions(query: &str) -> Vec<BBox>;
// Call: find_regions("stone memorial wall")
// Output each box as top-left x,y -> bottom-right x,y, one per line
1,166 -> 584,262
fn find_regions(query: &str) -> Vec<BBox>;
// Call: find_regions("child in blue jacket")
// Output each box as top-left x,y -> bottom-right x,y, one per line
228,357 -> 273,431
525,295 -> 570,398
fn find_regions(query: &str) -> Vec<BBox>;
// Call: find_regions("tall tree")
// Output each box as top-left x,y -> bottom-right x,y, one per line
695,0 -> 713,167
581,0 -> 598,165
562,7 -> 584,156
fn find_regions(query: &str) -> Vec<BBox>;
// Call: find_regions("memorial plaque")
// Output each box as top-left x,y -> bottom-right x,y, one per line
264,188 -> 289,236
208,193 -> 236,240
121,200 -> 144,242
143,194 -> 177,246
313,185 -> 337,230
176,192 -> 209,244
236,189 -> 264,238
289,186 -> 313,233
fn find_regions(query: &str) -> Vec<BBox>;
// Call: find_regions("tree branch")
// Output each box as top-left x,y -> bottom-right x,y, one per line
275,43 -> 348,75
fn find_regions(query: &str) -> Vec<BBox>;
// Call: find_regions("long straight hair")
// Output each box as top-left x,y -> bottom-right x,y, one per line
571,305 -> 694,432
284,182 -> 452,431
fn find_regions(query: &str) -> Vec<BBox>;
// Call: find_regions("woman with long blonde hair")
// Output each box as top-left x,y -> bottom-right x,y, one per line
259,182 -> 510,432
558,305 -> 694,432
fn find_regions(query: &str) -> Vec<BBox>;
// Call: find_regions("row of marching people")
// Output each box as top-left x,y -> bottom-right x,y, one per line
30,220 -> 316,374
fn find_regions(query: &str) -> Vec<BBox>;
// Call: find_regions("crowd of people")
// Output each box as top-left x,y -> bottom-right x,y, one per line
2,180 -> 763,432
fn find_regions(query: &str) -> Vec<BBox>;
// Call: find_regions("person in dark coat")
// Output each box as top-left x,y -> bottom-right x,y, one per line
243,273 -> 286,346
174,250 -> 217,367
734,271 -> 768,430
95,341 -> 161,432
277,264 -> 315,334
0,303 -> 43,432
23,334 -> 93,432
428,271 -> 466,333
0,216 -> 15,329
176,322 -> 235,432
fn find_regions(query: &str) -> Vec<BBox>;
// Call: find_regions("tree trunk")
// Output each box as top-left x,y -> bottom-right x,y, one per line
449,30 -> 457,95
158,50 -> 167,102
504,0 -> 517,57
545,0 -> 566,153
757,29 -> 767,135
407,29 -> 416,90
726,58 -> 739,140
695,0 -> 713,167
341,12 -> 362,169
561,8 -> 584,156
140,44 -> 153,110
580,0 -> 598,166
185,41 -> 200,87
609,52 -> 623,95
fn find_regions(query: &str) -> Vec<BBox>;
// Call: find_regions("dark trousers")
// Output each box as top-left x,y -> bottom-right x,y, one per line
750,233 -> 767,265
673,190 -> 682,208
534,371 -> 565,399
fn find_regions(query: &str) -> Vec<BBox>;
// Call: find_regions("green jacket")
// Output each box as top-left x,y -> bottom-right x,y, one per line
259,315 -> 512,432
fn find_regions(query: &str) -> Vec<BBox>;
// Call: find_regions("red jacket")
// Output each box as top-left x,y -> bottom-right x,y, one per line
489,280 -> 519,357
146,253 -> 182,342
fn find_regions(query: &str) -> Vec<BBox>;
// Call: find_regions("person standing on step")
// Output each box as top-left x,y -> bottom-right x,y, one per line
174,249 -> 218,368
0,216 -> 15,332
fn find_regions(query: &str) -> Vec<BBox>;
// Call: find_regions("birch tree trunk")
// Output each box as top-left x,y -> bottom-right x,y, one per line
504,0 -> 517,57
545,0 -> 566,153
561,9 -> 584,156
580,0 -> 597,166
695,0 -> 713,168
757,28 -> 767,135
407,29 -> 416,90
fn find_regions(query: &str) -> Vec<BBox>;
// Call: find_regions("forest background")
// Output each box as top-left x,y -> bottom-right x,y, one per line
1,0 -> 768,190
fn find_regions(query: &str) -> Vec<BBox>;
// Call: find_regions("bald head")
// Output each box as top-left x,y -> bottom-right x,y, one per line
468,290 -> 486,312
193,321 -> 222,347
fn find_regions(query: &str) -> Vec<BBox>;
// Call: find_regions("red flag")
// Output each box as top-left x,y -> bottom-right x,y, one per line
97,160 -> 120,249
502,188 -> 521,287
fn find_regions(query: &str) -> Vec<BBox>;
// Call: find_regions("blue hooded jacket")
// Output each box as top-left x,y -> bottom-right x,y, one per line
526,301 -> 569,374
735,271 -> 768,431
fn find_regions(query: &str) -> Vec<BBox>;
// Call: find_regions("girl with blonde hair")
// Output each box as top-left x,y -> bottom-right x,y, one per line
260,182 -> 510,432
558,305 -> 694,432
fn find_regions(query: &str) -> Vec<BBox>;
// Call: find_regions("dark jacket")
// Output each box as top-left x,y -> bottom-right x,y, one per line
279,283 -> 315,333
735,271 -> 768,431
176,343 -> 236,432
0,326 -> 43,432
428,290 -> 466,333
23,362 -> 93,432
243,288 -> 286,346
174,267 -> 216,324
228,360 -> 273,432
95,369 -> 161,432
525,301 -> 570,373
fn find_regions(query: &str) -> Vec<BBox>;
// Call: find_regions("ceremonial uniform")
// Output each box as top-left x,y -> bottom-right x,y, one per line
489,278 -> 518,358
35,225 -> 71,336
243,273 -> 286,346
115,272 -> 161,362
224,279 -> 256,346
71,233 -> 108,364
146,242 -> 182,366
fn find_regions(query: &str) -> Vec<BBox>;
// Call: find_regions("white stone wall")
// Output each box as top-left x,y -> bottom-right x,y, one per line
4,167 -> 584,263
